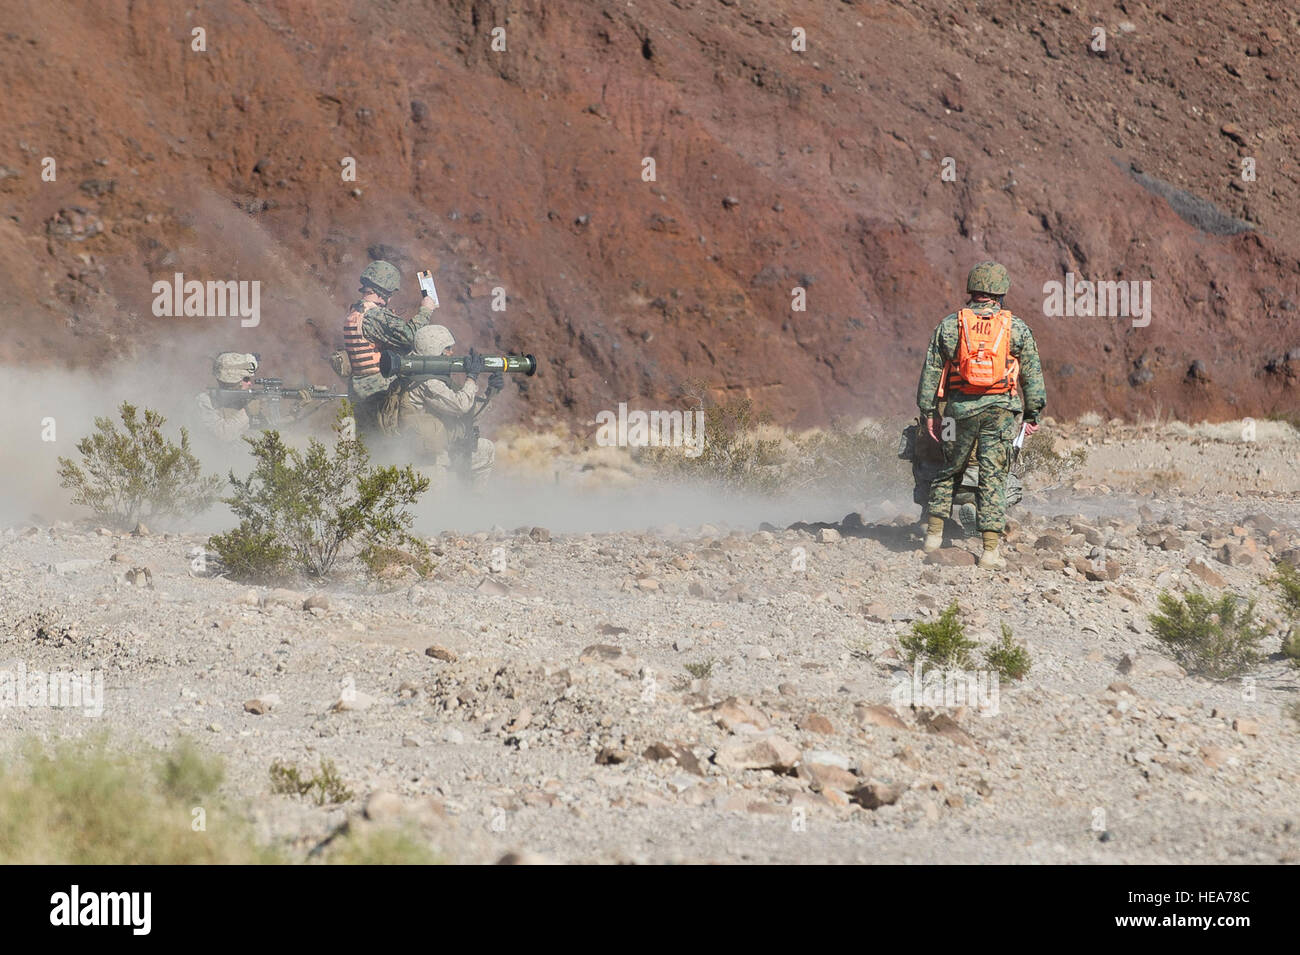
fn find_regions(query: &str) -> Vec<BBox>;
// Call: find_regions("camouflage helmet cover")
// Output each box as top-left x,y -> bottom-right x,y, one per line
213,352 -> 258,384
360,259 -> 401,295
414,324 -> 455,356
966,261 -> 1011,296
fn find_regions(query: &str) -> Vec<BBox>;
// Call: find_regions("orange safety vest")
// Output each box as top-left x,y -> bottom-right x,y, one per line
938,308 -> 1019,398
343,301 -> 382,377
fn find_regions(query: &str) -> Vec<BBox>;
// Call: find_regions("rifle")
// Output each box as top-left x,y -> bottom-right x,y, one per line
211,379 -> 349,425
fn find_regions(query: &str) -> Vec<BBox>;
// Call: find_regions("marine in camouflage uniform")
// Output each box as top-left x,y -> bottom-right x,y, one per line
390,324 -> 498,489
341,260 -> 436,432
916,262 -> 1046,567
195,352 -> 259,442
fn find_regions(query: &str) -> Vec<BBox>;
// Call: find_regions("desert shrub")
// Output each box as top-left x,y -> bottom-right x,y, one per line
0,736 -> 272,864
640,391 -> 906,495
639,393 -> 784,493
783,421 -> 905,494
1148,590 -> 1265,678
1266,561 -> 1300,663
984,624 -> 1031,681
684,657 -> 717,680
900,601 -> 979,670
210,406 -> 430,580
56,401 -> 221,529
324,826 -> 441,865
156,736 -> 225,803
1013,436 -> 1087,487
269,757 -> 353,806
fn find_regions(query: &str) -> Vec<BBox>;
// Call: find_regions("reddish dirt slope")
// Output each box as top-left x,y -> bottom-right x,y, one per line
1,0 -> 1297,425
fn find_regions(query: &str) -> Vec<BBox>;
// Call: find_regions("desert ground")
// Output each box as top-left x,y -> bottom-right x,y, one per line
3,416 -> 1297,864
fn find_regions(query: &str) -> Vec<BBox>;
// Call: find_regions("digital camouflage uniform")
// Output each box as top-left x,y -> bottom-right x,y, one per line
343,260 -> 435,432
917,294 -> 1046,534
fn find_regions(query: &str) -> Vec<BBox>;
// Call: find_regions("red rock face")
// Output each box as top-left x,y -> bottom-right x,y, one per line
1,1 -> 1296,424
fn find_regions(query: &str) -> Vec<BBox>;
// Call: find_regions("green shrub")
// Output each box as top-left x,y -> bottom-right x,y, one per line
900,601 -> 979,670
640,391 -> 907,496
0,736 -> 272,863
1012,436 -> 1087,487
56,401 -> 222,529
1266,561 -> 1300,663
984,624 -> 1031,681
783,421 -> 904,495
325,826 -> 441,865
269,757 -> 354,806
684,657 -> 717,680
210,405 -> 430,580
155,736 -> 225,803
1148,590 -> 1265,678
639,393 -> 783,493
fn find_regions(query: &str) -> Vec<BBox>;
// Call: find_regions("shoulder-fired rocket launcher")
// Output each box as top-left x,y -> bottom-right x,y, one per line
379,351 -> 538,378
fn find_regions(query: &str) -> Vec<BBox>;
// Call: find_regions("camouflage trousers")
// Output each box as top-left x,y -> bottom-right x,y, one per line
926,406 -> 1018,533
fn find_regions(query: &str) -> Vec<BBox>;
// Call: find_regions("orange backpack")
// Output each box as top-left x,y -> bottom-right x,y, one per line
940,308 -> 1019,397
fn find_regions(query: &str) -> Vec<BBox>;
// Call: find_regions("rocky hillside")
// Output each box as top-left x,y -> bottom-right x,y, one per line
1,0 -> 1298,424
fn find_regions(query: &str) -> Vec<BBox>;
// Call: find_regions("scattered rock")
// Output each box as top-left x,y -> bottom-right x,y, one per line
1117,652 -> 1186,679
364,790 -> 406,823
302,593 -> 330,612
1233,718 -> 1261,736
713,734 -> 800,774
817,527 -> 841,543
425,645 -> 458,663
260,588 -> 305,610
849,780 -> 906,810
924,548 -> 977,566
797,712 -> 834,734
712,697 -> 770,731
528,526 -> 551,542
579,644 -> 632,664
476,577 -> 511,596
854,704 -> 909,731
1187,559 -> 1227,587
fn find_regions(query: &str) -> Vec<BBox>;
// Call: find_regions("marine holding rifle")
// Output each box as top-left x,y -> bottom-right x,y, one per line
196,352 -> 349,442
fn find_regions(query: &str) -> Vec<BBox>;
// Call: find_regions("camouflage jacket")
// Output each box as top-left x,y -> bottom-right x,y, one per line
360,301 -> 435,353
916,299 -> 1047,422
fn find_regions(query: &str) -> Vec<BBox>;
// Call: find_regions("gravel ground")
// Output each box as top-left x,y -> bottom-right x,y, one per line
1,421 -> 1297,864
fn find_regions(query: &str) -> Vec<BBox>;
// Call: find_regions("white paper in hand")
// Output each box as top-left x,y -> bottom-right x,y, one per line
1013,423 -> 1027,450
417,270 -> 439,308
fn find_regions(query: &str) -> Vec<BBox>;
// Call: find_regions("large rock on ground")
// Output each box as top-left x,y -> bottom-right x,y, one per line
713,734 -> 800,774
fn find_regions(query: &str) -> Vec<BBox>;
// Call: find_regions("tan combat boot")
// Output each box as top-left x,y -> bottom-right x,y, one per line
922,515 -> 945,553
978,530 -> 1006,569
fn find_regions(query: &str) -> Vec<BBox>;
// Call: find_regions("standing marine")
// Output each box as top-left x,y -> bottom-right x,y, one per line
915,261 -> 1047,569
336,260 -> 437,432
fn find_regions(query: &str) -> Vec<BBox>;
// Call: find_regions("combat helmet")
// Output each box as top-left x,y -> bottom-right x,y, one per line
414,324 -> 455,356
213,352 -> 258,385
360,260 -> 401,296
966,261 -> 1011,296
